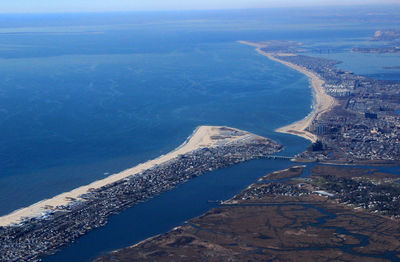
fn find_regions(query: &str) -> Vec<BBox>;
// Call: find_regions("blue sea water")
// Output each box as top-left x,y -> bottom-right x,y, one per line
0,40 -> 311,215
0,7 -> 399,261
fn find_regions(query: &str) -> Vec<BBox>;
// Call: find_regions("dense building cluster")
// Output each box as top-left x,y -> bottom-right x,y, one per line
235,183 -> 309,201
0,136 -> 281,262
314,175 -> 400,218
234,168 -> 400,220
270,53 -> 400,162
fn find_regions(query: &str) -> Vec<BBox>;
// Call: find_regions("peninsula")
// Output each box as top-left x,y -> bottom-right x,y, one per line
0,126 -> 282,261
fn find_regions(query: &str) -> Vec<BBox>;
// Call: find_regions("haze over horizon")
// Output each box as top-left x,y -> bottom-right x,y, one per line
1,0 -> 399,14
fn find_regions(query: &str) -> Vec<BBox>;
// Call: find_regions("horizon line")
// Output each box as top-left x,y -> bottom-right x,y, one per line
0,4 -> 399,15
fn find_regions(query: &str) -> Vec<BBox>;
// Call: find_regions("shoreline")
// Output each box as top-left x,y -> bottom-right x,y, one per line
97,165 -> 400,262
0,125 -> 283,261
0,125 -> 260,227
239,41 -> 336,143
0,42 -> 335,227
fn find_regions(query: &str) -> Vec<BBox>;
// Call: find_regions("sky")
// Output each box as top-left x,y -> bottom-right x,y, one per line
0,0 -> 398,13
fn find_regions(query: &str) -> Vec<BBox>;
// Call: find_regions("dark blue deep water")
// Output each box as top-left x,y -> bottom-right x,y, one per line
0,39 -> 312,215
0,11 -> 320,216
0,7 -> 399,261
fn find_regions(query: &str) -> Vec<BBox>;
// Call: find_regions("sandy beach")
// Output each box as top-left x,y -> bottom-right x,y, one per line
239,41 -> 336,143
0,125 -> 260,227
0,42 -> 335,227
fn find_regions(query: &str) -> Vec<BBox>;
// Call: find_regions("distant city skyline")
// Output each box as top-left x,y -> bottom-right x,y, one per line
0,0 -> 399,13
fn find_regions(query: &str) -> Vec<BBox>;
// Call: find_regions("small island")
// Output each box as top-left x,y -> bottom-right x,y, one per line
372,30 -> 400,41
352,30 -> 400,53
260,165 -> 306,181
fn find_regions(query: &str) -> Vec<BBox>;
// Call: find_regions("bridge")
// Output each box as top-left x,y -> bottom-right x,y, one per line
265,155 -> 293,160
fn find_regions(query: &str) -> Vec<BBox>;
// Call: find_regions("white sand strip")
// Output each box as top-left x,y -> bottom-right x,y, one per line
0,126 -> 263,227
239,41 -> 336,143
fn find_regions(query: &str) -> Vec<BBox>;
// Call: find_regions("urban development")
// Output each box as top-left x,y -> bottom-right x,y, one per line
3,31 -> 400,261
0,128 -> 281,261
96,35 -> 400,261
255,37 -> 400,163
96,165 -> 400,261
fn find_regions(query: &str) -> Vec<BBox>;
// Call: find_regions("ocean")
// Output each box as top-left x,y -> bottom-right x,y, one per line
0,7 -> 399,261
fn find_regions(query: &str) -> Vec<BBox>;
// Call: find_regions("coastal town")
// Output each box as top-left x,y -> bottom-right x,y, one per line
242,39 -> 400,163
3,36 -> 400,261
0,2 -> 399,261
99,38 -> 400,262
0,126 -> 282,262
236,165 -> 400,219
277,53 -> 400,162
96,165 -> 400,262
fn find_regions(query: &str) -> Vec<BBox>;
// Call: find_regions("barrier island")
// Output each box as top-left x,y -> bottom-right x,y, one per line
0,126 -> 282,261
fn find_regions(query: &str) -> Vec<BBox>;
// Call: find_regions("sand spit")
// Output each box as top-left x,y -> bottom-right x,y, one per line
0,126 -> 268,227
239,41 -> 336,143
